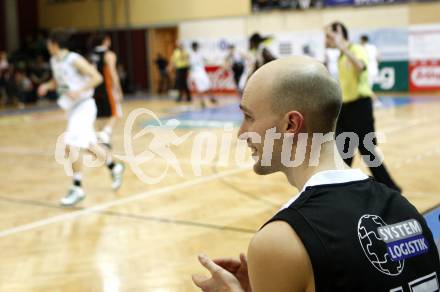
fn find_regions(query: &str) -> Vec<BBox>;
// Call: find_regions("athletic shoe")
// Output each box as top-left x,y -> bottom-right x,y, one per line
111,162 -> 125,190
60,186 -> 85,206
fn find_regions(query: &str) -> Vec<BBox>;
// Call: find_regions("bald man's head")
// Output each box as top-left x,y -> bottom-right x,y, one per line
245,56 -> 342,133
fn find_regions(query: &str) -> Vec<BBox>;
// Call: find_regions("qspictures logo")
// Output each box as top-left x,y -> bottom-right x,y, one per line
55,107 -> 387,185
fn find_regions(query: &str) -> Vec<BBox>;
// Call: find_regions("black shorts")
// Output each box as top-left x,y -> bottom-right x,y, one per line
94,85 -> 120,118
175,67 -> 189,90
336,96 -> 377,149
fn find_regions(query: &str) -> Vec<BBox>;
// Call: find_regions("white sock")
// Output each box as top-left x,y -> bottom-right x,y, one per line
106,157 -> 114,167
73,172 -> 82,187
73,172 -> 82,181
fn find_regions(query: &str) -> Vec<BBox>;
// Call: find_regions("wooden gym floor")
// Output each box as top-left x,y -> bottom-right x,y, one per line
0,95 -> 439,291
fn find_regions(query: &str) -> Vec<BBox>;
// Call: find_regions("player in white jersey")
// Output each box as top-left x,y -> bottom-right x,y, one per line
37,31 -> 124,207
189,42 -> 217,108
360,35 -> 380,88
324,47 -> 340,81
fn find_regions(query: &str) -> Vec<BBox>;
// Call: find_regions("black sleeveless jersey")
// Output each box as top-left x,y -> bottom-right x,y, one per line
90,47 -> 106,76
89,47 -> 109,96
89,47 -> 117,117
265,177 -> 440,292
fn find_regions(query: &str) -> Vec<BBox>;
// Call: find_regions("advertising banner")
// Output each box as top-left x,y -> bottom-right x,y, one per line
354,0 -> 408,5
189,66 -> 237,94
409,60 -> 440,92
373,61 -> 409,92
409,25 -> 440,61
325,0 -> 354,6
409,25 -> 440,91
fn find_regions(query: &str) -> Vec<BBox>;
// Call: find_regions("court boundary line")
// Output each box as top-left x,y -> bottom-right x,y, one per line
0,167 -> 250,238
0,146 -> 245,169
2,115 -> 439,156
0,196 -> 256,234
0,95 -> 154,118
2,101 -> 440,238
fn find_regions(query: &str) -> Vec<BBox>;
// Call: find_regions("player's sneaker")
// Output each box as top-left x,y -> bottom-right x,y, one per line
97,131 -> 112,149
60,186 -> 85,206
111,162 -> 125,190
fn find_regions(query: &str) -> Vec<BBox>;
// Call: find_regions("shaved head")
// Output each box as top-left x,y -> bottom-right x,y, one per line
245,56 -> 342,133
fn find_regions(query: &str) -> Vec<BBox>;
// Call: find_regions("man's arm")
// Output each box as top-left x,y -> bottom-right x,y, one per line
169,51 -> 177,72
37,78 -> 56,97
326,25 -> 366,73
247,221 -> 315,292
338,45 -> 366,72
73,55 -> 103,95
104,51 -> 124,100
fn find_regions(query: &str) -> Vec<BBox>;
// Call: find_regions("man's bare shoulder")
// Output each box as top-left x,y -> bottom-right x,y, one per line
104,51 -> 116,62
247,220 -> 315,292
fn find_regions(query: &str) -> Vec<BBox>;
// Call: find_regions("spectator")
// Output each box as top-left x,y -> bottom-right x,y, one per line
0,51 -> 9,106
14,68 -> 35,105
117,63 -> 128,93
4,64 -> 18,106
171,43 -> 191,102
30,55 -> 51,98
155,53 -> 170,95
224,45 -> 244,95
35,32 -> 49,59
239,33 -> 276,92
249,32 -> 276,73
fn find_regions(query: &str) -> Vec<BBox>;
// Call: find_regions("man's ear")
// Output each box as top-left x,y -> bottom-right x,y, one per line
284,111 -> 304,134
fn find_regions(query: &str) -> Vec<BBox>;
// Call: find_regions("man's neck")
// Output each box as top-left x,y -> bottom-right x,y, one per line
284,141 -> 347,191
55,49 -> 68,60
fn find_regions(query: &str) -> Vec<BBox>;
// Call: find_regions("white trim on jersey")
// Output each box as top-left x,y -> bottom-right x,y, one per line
281,169 -> 369,210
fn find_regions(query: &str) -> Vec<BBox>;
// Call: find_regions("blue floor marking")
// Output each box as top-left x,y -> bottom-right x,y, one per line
424,206 -> 440,253
142,103 -> 243,129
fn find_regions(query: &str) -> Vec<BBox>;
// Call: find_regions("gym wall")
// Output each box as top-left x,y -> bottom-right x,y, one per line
38,0 -> 251,29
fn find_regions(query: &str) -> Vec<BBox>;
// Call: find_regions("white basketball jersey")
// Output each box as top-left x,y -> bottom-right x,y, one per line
363,43 -> 379,76
189,51 -> 206,73
50,52 -> 94,110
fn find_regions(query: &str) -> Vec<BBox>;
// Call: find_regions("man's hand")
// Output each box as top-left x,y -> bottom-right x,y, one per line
192,254 -> 245,292
37,83 -> 48,97
325,24 -> 365,72
214,254 -> 251,292
37,79 -> 56,97
67,90 -> 82,100
325,25 -> 347,51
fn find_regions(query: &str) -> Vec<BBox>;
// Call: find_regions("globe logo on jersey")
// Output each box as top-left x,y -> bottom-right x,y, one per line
358,215 -> 405,276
